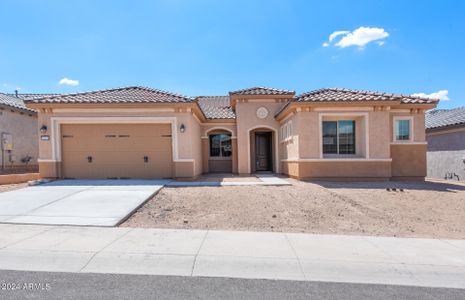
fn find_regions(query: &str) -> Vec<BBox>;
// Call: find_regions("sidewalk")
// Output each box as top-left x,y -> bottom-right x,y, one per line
166,174 -> 291,186
0,224 -> 464,289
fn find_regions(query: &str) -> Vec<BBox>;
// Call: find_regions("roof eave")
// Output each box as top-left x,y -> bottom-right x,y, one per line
1,103 -> 37,114
426,122 -> 465,133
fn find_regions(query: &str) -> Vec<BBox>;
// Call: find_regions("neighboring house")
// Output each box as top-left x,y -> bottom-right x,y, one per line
0,93 -> 38,171
24,86 -> 437,180
426,107 -> 465,181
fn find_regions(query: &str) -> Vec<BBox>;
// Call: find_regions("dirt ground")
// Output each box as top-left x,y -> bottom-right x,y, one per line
122,179 -> 465,239
0,183 -> 29,193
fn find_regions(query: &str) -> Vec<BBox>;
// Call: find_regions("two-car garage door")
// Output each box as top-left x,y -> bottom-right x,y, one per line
61,124 -> 173,179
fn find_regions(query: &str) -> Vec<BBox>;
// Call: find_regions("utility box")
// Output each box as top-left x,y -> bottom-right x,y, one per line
1,133 -> 13,151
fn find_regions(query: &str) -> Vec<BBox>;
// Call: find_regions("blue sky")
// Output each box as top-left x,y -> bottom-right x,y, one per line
1,0 -> 464,108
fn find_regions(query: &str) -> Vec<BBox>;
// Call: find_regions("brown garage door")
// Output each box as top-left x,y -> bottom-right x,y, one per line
61,124 -> 173,179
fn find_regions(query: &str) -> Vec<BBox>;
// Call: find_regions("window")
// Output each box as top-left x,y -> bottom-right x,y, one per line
209,133 -> 232,157
280,121 -> 293,141
394,119 -> 411,141
322,120 -> 356,155
322,121 -> 338,154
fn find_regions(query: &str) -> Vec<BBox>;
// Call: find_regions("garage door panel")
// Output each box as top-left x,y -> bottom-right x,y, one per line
124,150 -> 172,163
61,124 -> 173,179
116,137 -> 172,151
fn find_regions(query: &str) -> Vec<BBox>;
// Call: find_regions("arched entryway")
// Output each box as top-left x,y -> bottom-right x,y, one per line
248,127 -> 278,173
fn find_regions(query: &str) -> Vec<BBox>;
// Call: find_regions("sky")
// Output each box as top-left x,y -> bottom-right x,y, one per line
0,0 -> 464,109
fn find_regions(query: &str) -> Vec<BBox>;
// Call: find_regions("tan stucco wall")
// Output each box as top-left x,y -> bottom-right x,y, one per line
279,106 -> 427,180
38,161 -> 61,178
282,160 -> 392,180
389,112 -> 425,142
235,100 -> 285,174
285,110 -> 392,160
32,101 -> 430,180
0,173 -> 40,184
188,115 -> 203,177
36,108 -> 201,179
282,109 -> 424,159
280,112 -> 300,160
369,110 -> 391,158
201,124 -> 237,137
0,108 -> 38,167
391,143 -> 427,178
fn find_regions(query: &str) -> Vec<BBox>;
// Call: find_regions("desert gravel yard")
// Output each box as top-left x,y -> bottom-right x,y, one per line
121,179 -> 465,239
0,183 -> 29,193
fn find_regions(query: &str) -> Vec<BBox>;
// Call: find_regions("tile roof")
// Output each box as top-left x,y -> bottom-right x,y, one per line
295,88 -> 437,104
426,106 -> 465,130
25,86 -> 194,104
8,93 -> 61,100
0,93 -> 36,112
197,96 -> 235,119
229,87 -> 295,96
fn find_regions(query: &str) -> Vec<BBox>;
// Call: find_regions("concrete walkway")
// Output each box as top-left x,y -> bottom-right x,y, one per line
0,224 -> 464,289
167,175 -> 291,187
0,180 -> 167,226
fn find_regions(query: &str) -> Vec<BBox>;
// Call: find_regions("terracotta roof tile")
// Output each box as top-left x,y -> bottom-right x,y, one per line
8,93 -> 61,100
25,86 -> 194,104
229,87 -> 295,96
197,96 -> 235,119
295,88 -> 437,104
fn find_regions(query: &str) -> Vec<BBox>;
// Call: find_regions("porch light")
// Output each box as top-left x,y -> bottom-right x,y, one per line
180,124 -> 186,133
40,125 -> 48,134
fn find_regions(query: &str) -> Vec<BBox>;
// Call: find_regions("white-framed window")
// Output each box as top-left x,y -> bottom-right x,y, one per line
393,116 -> 414,142
280,120 -> 293,141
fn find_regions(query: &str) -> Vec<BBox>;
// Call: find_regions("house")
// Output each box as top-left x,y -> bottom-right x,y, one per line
0,93 -> 38,171
426,107 -> 465,181
24,86 -> 437,180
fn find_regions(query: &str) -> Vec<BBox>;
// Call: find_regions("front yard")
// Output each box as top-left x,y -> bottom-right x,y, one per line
121,179 -> 465,239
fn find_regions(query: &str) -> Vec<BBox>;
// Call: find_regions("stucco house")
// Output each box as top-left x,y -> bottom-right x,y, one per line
0,93 -> 38,171
24,86 -> 437,180
426,107 -> 465,181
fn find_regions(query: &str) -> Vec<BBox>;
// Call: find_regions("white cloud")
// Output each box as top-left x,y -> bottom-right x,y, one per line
329,31 -> 350,42
59,77 -> 79,86
412,90 -> 449,101
323,27 -> 389,48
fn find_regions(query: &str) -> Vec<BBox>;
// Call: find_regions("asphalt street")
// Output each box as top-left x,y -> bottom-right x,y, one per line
0,270 -> 464,300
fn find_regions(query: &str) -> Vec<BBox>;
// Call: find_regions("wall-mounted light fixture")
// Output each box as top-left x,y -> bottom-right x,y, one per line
180,124 -> 186,133
40,125 -> 48,134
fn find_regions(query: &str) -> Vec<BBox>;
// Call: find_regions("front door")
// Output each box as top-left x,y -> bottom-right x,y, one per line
255,132 -> 272,171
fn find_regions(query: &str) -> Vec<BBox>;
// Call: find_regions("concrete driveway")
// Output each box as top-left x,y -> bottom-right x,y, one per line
0,180 -> 168,226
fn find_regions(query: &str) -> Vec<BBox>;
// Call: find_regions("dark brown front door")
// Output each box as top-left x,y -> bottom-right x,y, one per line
255,132 -> 272,171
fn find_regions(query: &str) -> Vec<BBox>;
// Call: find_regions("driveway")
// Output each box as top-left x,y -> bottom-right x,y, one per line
0,180 -> 168,226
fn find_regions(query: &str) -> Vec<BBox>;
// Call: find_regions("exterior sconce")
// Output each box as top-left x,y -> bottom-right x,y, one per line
180,124 -> 186,133
40,125 -> 48,134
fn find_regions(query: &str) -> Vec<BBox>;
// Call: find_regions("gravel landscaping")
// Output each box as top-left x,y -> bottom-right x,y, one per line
122,179 -> 465,239
0,183 -> 29,193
